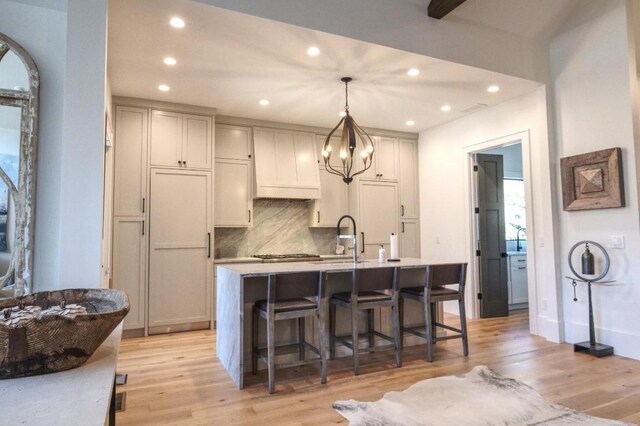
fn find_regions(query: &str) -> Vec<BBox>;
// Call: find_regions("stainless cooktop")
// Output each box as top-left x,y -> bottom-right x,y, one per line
251,253 -> 323,263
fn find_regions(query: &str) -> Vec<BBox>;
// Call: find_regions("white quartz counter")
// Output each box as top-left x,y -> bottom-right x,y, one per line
0,323 -> 123,425
213,254 -> 353,265
217,258 -> 429,276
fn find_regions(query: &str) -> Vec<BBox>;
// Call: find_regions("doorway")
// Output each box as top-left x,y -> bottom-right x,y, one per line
464,132 -> 536,328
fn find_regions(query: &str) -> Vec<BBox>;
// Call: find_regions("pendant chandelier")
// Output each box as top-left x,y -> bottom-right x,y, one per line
321,77 -> 375,184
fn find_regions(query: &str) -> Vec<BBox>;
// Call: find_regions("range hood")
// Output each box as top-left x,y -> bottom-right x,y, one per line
253,127 -> 321,199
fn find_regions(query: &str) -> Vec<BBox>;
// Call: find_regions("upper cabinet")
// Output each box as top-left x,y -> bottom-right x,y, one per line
315,134 -> 344,169
360,136 -> 398,181
113,106 -> 148,217
214,124 -> 253,227
308,167 -> 348,227
253,127 -> 321,199
399,139 -> 420,219
150,110 -> 212,170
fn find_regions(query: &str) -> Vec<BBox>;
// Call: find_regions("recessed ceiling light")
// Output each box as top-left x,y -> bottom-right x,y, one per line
158,84 -> 170,92
259,99 -> 270,106
441,105 -> 452,112
169,17 -> 185,28
406,120 -> 415,126
339,111 -> 347,117
407,68 -> 420,77
163,57 -> 177,66
487,85 -> 500,93
307,47 -> 320,56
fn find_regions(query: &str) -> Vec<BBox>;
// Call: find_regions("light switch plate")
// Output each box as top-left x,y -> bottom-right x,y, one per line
610,235 -> 624,249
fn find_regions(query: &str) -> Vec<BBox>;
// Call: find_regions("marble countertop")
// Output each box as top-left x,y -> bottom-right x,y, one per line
214,254 -> 352,264
216,257 -> 430,277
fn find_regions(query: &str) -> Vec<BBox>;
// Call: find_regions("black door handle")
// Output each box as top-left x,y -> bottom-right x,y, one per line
500,252 -> 508,258
207,232 -> 211,258
361,232 -> 365,253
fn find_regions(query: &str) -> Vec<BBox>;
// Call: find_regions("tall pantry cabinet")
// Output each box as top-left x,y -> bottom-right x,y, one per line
112,98 -> 215,336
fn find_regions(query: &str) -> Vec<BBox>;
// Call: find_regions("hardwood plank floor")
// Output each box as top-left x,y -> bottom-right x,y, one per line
116,311 -> 640,425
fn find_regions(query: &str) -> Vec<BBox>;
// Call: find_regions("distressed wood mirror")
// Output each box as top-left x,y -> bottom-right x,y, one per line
0,33 -> 39,298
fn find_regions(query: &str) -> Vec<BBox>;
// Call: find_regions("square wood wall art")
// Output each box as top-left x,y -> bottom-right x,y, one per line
560,147 -> 624,211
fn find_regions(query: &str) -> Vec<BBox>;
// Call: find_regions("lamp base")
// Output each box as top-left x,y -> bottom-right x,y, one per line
573,341 -> 614,358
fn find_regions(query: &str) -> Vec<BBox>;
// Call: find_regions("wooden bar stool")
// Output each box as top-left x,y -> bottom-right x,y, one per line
251,271 -> 327,393
328,267 -> 401,375
399,263 -> 468,362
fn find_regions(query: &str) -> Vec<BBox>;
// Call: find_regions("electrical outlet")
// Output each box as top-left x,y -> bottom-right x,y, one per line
542,299 -> 548,311
435,235 -> 440,244
610,235 -> 624,249
539,235 -> 545,247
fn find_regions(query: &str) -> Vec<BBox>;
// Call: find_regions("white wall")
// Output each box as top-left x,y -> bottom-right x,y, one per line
550,0 -> 640,359
2,0 -> 108,291
419,87 -> 562,342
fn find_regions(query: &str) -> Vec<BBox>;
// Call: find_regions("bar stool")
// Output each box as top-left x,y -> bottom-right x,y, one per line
399,263 -> 468,362
329,267 -> 401,375
251,271 -> 326,393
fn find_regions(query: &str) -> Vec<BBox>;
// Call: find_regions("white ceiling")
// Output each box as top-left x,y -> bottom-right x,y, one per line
107,0 -> 543,132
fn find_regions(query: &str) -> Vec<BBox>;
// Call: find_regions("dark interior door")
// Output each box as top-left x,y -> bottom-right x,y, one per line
477,154 -> 509,318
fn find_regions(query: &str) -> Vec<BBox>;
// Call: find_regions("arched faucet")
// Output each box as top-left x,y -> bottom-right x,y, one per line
336,215 -> 358,262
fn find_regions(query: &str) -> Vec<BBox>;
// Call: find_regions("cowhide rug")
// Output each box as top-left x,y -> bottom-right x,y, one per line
333,366 -> 632,425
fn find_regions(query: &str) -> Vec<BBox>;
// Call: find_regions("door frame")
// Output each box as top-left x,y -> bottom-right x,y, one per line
462,130 -> 539,335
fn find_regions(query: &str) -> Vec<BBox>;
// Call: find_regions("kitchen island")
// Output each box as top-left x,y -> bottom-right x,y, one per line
216,258 -> 437,388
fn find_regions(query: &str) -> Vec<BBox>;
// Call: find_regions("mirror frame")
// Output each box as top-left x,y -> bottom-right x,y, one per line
0,33 -> 39,297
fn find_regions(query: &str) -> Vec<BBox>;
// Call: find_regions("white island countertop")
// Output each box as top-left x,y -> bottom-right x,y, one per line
217,258 -> 431,276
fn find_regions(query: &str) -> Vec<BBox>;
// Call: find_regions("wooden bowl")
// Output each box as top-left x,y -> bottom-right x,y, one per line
0,288 -> 129,379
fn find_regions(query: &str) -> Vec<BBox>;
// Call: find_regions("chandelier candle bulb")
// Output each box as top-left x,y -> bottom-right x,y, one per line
390,233 -> 399,260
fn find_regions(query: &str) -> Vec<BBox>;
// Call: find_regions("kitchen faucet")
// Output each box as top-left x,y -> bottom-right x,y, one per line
336,215 -> 358,262
516,227 -> 526,252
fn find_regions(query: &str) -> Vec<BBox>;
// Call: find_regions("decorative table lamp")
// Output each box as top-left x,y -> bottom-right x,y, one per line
566,240 -> 614,357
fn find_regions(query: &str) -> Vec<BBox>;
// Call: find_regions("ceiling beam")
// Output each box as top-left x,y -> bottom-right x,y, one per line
427,0 -> 467,19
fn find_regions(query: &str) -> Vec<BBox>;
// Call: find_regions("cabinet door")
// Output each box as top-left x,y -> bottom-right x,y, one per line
510,256 -> 528,304
148,169 -> 212,329
150,110 -> 182,167
400,220 -> 420,258
216,124 -> 252,160
359,181 -> 398,257
294,132 -> 320,186
399,139 -> 419,219
112,217 -> 146,330
359,135 -> 379,180
214,160 -> 252,227
376,137 -> 399,181
113,106 -> 147,217
182,114 -> 212,169
310,167 -> 348,227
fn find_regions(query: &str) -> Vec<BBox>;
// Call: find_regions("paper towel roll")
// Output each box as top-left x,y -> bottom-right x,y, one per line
390,233 -> 399,259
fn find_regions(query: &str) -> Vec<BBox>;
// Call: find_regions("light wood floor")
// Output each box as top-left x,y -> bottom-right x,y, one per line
116,311 -> 640,425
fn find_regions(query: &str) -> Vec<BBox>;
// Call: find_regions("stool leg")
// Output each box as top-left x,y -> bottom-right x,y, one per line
329,303 -> 336,360
351,306 -> 360,375
398,297 -> 405,350
298,317 -> 305,361
430,303 -> 437,343
459,297 -> 469,356
424,299 -> 434,362
367,309 -> 374,348
252,307 -> 258,375
392,302 -> 402,368
317,309 -> 327,384
267,315 -> 276,394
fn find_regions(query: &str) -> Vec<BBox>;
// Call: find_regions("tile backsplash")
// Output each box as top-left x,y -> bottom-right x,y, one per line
214,199 -> 337,257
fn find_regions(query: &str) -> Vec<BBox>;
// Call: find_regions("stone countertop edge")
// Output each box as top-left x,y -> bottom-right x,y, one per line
216,258 -> 430,276
213,254 -> 353,264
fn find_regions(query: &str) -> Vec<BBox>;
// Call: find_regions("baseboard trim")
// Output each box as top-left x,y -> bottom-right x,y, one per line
564,320 -> 640,360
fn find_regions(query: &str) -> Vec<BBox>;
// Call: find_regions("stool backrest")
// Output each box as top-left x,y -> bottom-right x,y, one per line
353,267 -> 397,294
267,271 -> 324,304
426,263 -> 468,295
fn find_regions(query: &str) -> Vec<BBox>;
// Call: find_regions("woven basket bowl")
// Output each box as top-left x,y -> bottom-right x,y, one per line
0,288 -> 129,379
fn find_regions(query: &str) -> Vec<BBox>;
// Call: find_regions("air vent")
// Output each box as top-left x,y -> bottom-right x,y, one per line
461,103 -> 489,114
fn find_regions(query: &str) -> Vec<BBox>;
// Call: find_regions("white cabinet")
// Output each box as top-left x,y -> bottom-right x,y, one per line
400,220 -> 420,258
353,180 -> 398,259
508,254 -> 528,305
308,167 -> 349,227
253,127 -> 321,199
399,139 -> 419,219
214,124 -> 253,227
112,217 -> 146,330
215,160 -> 253,227
150,110 -> 212,169
148,169 -> 212,331
113,106 -> 147,217
360,136 -> 398,181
